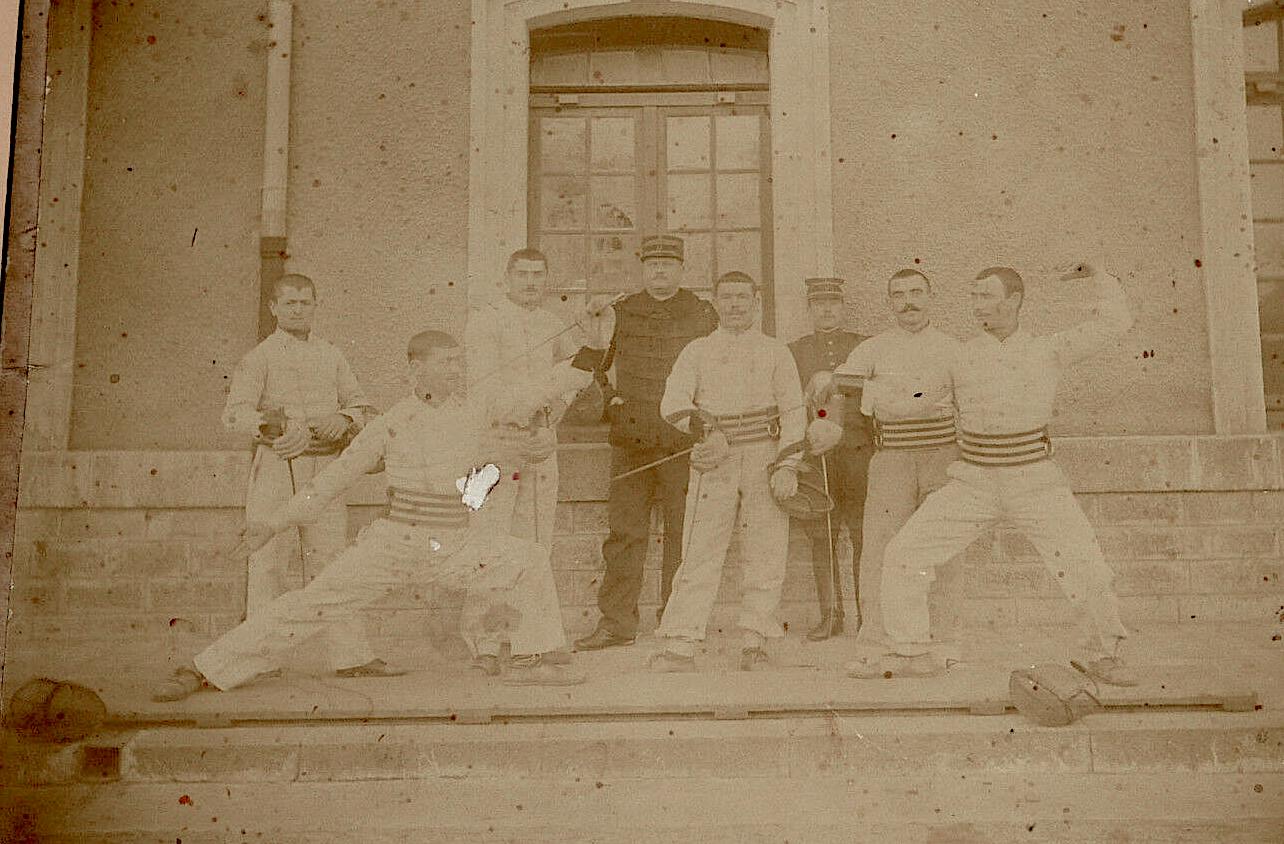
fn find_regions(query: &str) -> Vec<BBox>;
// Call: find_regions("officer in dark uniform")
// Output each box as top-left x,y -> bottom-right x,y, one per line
574,234 -> 718,650
787,277 -> 873,641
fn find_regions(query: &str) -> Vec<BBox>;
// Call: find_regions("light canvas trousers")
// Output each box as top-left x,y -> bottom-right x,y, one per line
657,440 -> 789,655
244,444 -> 369,668
195,514 -> 567,690
881,458 -> 1128,662
853,445 -> 960,653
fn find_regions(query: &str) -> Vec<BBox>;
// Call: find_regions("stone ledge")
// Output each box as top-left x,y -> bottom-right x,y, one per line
16,436 -> 1284,509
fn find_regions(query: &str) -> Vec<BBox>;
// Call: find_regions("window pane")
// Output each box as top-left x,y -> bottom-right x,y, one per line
1261,338 -> 1284,398
531,53 -> 588,87
680,233 -> 713,291
1244,22 -> 1279,73
1251,164 -> 1284,220
667,116 -> 711,170
716,230 -> 762,285
538,118 -> 586,173
716,173 -> 761,229
591,175 -> 637,230
540,234 -> 587,292
1255,221 -> 1284,276
589,233 -> 640,295
1248,106 -> 1283,160
716,115 -> 760,170
661,49 -> 710,85
711,49 -> 769,85
591,117 -> 635,172
590,50 -> 639,86
666,173 -> 712,230
541,175 -> 588,230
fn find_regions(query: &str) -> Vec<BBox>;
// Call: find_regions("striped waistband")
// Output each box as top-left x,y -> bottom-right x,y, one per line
713,406 -> 780,445
958,428 -> 1052,467
386,487 -> 470,527
255,438 -> 346,457
873,415 -> 957,450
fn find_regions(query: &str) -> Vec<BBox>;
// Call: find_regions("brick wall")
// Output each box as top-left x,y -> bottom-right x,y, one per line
8,437 -> 1284,660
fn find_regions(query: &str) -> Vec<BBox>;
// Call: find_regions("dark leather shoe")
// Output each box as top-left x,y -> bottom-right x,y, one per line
573,627 -> 636,651
806,613 -> 844,641
335,659 -> 407,679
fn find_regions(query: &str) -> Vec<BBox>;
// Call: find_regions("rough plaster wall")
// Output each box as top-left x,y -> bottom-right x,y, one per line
285,0 -> 471,415
829,1 -> 1213,435
72,1 -> 266,449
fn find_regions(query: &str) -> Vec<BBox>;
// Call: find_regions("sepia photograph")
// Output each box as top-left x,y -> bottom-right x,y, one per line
1,0 -> 1283,840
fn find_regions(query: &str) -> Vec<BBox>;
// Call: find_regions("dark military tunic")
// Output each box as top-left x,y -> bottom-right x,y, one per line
594,288 -> 717,637
787,329 -> 872,620
607,288 -> 718,451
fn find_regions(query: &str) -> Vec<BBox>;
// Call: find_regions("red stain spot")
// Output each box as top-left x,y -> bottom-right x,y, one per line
512,472 -> 520,481
146,35 -> 157,45
816,409 -> 826,418
1194,259 -> 1203,268
178,794 -> 192,805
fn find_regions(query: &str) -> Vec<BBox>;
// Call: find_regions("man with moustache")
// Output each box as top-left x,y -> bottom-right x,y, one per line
221,273 -> 394,678
574,235 -> 718,652
649,271 -> 806,672
810,269 -> 964,674
462,248 -> 590,671
786,277 -> 872,641
856,260 -> 1137,685
465,248 -> 592,548
151,330 -> 585,702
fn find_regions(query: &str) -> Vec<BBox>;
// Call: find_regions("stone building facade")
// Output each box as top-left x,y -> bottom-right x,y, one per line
6,0 -> 1282,662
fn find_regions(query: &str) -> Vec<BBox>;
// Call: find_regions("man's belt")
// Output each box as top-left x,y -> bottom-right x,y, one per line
386,487 -> 470,528
958,427 -> 1052,467
713,405 -> 781,445
873,415 -> 957,450
254,437 -> 346,457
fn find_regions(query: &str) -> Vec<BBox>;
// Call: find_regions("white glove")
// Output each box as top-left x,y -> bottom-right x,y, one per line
805,371 -> 836,408
689,430 -> 729,473
807,417 -> 844,455
272,423 -> 310,460
769,466 -> 798,499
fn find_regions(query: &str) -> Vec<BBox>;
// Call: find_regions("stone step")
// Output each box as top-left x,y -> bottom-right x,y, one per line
70,710 -> 1284,784
5,772 -> 1282,842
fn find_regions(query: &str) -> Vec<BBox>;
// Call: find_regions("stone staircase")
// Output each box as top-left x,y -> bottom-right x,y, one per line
4,621 -> 1282,841
3,709 -> 1283,841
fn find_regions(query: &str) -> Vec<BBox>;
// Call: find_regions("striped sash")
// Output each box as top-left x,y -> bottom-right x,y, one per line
874,415 -> 957,450
386,487 -> 469,528
714,406 -> 780,445
958,427 -> 1052,467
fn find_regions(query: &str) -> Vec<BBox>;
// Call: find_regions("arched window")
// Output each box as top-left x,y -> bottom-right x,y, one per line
528,17 -> 775,330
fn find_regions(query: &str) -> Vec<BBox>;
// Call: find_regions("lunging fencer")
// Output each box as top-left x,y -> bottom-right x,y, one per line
649,271 -> 807,673
853,259 -> 1138,685
221,273 -> 393,678
809,269 -> 965,672
151,331 -> 585,702
786,277 -> 872,641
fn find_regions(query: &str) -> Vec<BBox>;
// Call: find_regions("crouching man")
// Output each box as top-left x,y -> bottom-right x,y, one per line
151,330 -> 584,701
